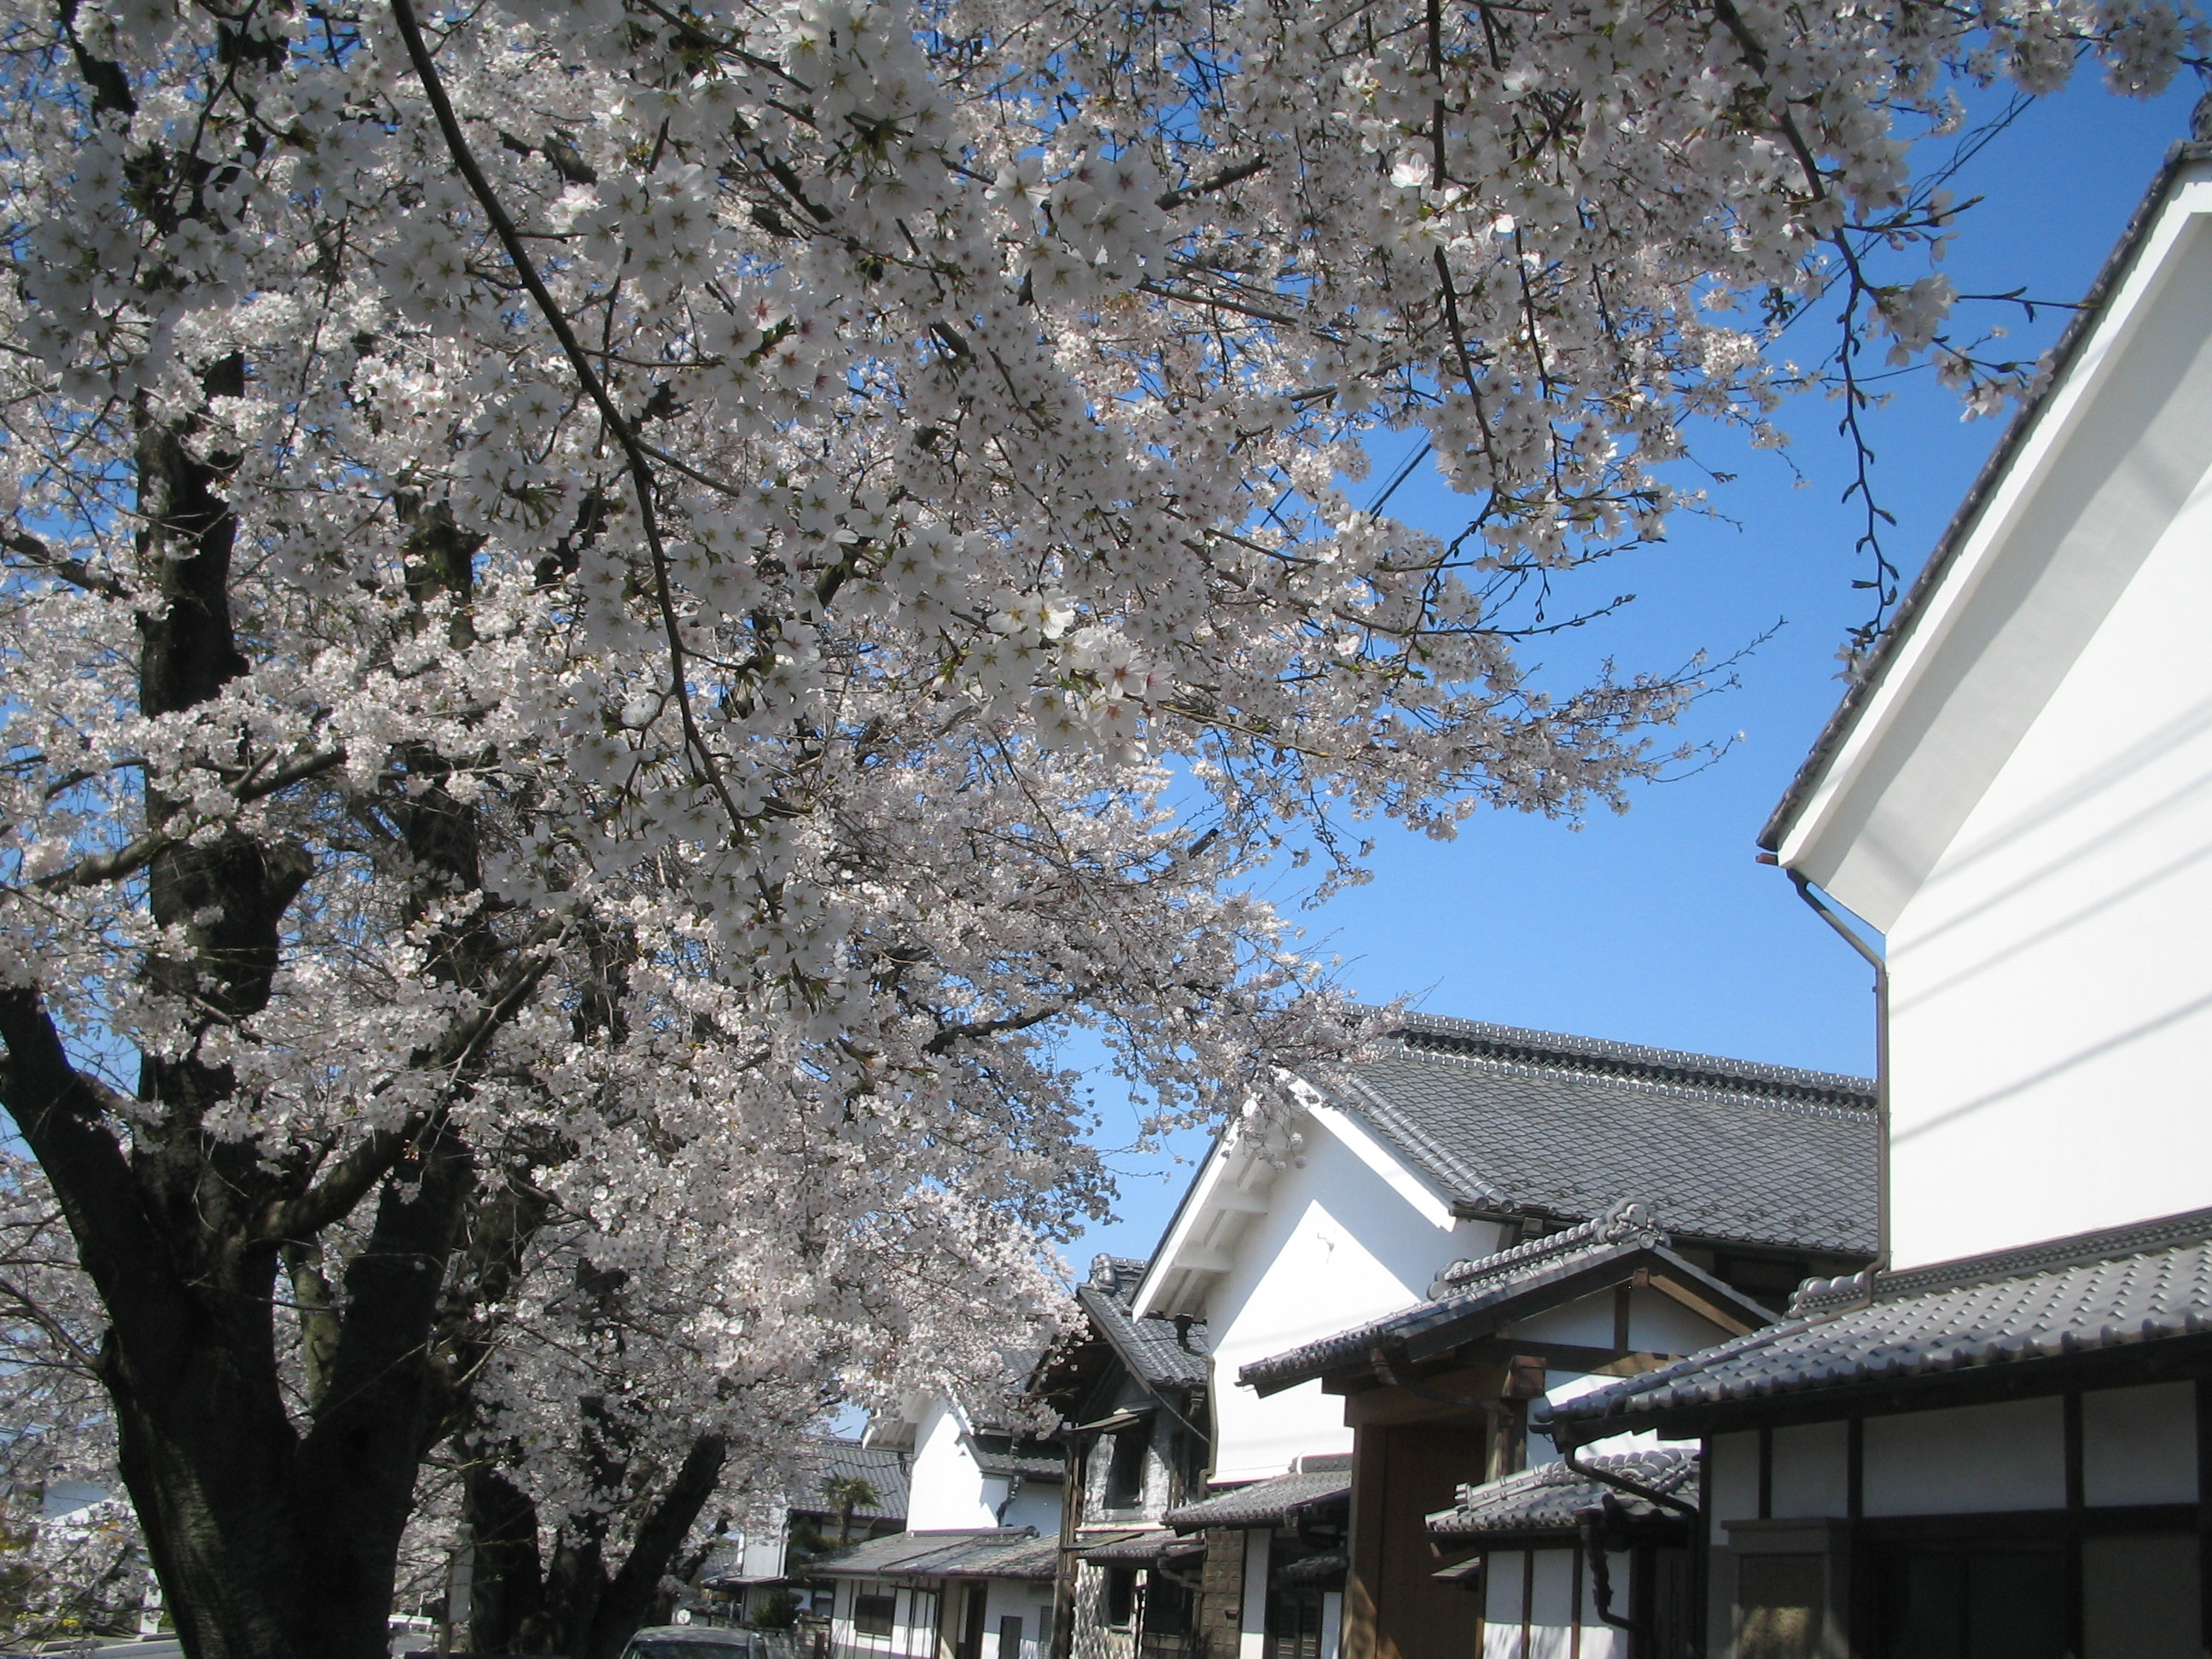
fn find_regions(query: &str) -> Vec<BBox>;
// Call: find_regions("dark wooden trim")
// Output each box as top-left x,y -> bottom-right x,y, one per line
1757,1428 -> 1773,1522
1520,1548 -> 1534,1656
2196,1377 -> 2212,1659
1851,1504 -> 2197,1541
2064,1392 -> 2084,1659
1847,1417 -> 1863,1523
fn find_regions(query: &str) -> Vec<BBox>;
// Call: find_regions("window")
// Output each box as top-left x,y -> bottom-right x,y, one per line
1878,1546 -> 2064,1659
1103,1568 -> 1138,1629
1265,1587 -> 1324,1659
853,1592 -> 898,1638
1141,1574 -> 1193,1637
998,1615 -> 1025,1659
1106,1429 -> 1148,1510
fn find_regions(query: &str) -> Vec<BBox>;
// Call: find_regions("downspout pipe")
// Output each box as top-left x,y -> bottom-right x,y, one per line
1778,866 -> 1891,1271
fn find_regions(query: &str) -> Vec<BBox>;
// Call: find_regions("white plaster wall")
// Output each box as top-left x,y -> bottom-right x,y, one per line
1238,1532 -> 1270,1659
998,1481 -> 1063,1534
1707,1433 -> 1758,1545
1526,1551 -> 1574,1659
908,1400 -> 998,1531
1768,1421 -> 1849,1519
2082,1380 -> 2198,1506
980,1578 -> 1060,1659
1883,456 -> 2212,1264
1863,1398 -> 2065,1516
1208,1114 -> 1499,1480
1318,1591 -> 1342,1659
1482,1550 -> 1527,1659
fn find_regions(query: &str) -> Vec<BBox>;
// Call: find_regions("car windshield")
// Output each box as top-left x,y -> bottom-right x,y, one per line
625,1641 -> 753,1659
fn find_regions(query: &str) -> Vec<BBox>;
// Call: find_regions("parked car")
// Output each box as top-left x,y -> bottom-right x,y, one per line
620,1627 -> 771,1659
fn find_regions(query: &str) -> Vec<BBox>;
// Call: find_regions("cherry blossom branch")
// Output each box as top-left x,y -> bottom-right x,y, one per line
387,0 -> 747,831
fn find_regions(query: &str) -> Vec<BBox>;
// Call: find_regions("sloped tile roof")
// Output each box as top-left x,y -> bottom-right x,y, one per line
1308,1014 -> 1877,1255
1164,1470 -> 1351,1530
801,1438 -> 911,1522
1080,1529 -> 1205,1564
1238,1201 -> 1773,1395
1077,1256 -> 1211,1389
815,1528 -> 1059,1580
973,1447 -> 1064,1481
1545,1205 -> 2212,1442
1426,1449 -> 1699,1542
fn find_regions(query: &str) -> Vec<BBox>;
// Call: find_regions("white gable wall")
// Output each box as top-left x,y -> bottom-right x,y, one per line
1884,457 -> 2212,1261
1195,1105 -> 1503,1481
906,1398 -> 1001,1530
1772,163 -> 2212,1266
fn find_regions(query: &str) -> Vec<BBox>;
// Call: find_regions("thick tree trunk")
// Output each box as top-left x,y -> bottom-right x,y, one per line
0,368 -> 504,1659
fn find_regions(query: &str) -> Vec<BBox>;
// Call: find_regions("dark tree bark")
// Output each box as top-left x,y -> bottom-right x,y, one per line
0,360 -> 533,1659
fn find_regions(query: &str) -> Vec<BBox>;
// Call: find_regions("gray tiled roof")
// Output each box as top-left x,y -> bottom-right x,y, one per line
1077,1257 -> 1211,1389
1545,1205 -> 2212,1443
1164,1470 -> 1352,1530
973,1447 -> 1064,1481
1426,1449 -> 1699,1544
1080,1529 -> 1204,1564
1238,1201 -> 1773,1395
814,1528 -> 1059,1580
801,1439 -> 911,1523
1309,1014 -> 1877,1254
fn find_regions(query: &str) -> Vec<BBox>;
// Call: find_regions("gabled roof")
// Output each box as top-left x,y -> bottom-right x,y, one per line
1762,141 -> 2212,863
1545,1204 -> 2212,1444
1075,1256 -> 1211,1390
1307,1014 -> 1877,1256
1427,1448 -> 1699,1550
813,1528 -> 1059,1581
1163,1469 -> 1352,1530
799,1439 -> 911,1523
1238,1199 -> 1773,1395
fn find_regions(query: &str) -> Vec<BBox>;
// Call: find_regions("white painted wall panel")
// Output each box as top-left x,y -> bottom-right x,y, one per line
2082,1381 -> 2198,1506
1526,1551 -> 1575,1659
1708,1433 -> 1758,1545
1207,1116 -> 1496,1480
1768,1422 -> 1849,1519
1483,1550 -> 1527,1659
1863,1399 -> 2065,1516
1504,1294 -> 1615,1348
1883,449 -> 2212,1264
1627,1288 -> 1730,1358
907,1400 -> 999,1530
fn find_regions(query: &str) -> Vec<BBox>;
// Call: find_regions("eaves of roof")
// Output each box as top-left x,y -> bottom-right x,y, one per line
1239,1203 -> 1773,1396
812,1528 -> 1058,1581
1545,1204 -> 2212,1444
1760,140 -> 2212,855
1164,1470 -> 1353,1530
1426,1451 -> 1698,1562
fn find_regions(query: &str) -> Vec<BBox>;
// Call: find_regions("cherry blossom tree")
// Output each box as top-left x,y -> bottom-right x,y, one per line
0,0 -> 2201,1650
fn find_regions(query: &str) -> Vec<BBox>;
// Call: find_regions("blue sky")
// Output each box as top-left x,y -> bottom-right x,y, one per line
1057,73 -> 2209,1273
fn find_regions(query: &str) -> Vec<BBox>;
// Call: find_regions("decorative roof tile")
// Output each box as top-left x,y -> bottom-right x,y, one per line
1427,1449 -> 1700,1542
1545,1205 -> 2212,1441
1164,1470 -> 1352,1530
1307,1015 -> 1877,1255
1237,1202 -> 1772,1395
